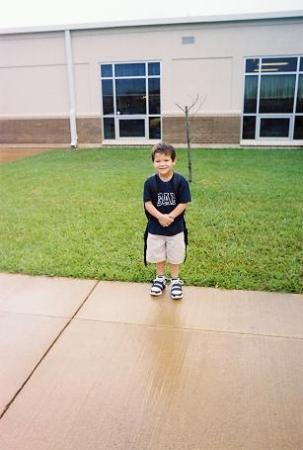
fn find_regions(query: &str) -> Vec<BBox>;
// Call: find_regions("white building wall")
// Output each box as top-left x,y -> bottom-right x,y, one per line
168,58 -> 233,114
0,65 -> 69,115
70,19 -> 303,117
0,32 -> 69,117
0,18 -> 302,118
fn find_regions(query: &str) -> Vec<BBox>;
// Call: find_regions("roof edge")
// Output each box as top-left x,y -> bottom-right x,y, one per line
1,10 -> 303,35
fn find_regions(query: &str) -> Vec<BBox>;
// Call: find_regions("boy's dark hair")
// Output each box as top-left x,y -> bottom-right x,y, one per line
151,142 -> 176,162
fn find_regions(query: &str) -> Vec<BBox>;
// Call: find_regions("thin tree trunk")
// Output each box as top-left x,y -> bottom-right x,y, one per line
185,106 -> 192,182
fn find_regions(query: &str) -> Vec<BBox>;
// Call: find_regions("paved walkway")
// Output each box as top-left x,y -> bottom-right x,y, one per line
0,273 -> 302,449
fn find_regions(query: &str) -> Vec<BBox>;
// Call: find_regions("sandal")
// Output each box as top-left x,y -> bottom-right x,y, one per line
170,278 -> 184,300
150,275 -> 166,296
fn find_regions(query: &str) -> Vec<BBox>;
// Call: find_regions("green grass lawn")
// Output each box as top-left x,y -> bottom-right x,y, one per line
1,147 -> 302,293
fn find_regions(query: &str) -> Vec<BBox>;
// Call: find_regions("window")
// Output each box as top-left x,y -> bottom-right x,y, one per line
296,75 -> 303,113
242,116 -> 256,139
245,58 -> 259,73
101,80 -> 114,115
244,76 -> 258,113
103,118 -> 115,139
101,65 -> 112,78
116,79 -> 146,115
259,75 -> 296,113
242,56 -> 303,141
115,63 -> 146,77
149,117 -> 161,139
148,78 -> 160,114
294,117 -> 303,139
260,57 -> 297,73
100,62 -> 161,140
148,62 -> 160,76
260,118 -> 290,138
119,119 -> 145,137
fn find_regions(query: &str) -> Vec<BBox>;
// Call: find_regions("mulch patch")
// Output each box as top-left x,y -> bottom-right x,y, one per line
0,148 -> 53,163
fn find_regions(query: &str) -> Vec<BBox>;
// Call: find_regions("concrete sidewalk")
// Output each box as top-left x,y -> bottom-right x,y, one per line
0,273 -> 302,449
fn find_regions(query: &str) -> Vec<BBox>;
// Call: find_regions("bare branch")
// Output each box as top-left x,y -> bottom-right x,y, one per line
192,95 -> 206,115
176,94 -> 206,114
188,94 -> 200,112
176,103 -> 185,112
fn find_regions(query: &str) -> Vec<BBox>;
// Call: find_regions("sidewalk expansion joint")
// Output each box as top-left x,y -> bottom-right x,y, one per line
75,316 -> 303,341
0,280 -> 100,421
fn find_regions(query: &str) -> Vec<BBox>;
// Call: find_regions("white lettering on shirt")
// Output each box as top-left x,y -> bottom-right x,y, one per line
157,192 -> 176,207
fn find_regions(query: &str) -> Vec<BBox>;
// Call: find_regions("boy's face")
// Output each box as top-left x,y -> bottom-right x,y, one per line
153,152 -> 176,179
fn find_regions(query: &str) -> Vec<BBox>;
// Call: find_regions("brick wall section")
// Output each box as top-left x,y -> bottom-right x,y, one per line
163,116 -> 241,144
0,119 -> 70,144
0,116 -> 239,145
0,118 -> 102,145
76,118 -> 102,143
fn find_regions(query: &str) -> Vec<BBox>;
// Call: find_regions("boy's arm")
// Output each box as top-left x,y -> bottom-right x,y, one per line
145,201 -> 174,227
169,203 -> 188,220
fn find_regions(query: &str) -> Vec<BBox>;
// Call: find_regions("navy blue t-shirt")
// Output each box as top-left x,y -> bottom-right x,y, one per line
143,173 -> 191,236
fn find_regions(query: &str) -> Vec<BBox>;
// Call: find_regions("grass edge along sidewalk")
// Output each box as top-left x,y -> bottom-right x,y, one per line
0,147 -> 302,294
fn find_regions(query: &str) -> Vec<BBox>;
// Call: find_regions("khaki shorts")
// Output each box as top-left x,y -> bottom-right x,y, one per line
146,232 -> 185,264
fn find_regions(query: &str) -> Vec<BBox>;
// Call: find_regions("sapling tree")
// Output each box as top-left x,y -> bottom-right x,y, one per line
176,94 -> 205,183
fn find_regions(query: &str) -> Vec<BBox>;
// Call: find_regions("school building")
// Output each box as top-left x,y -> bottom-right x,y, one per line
0,11 -> 302,147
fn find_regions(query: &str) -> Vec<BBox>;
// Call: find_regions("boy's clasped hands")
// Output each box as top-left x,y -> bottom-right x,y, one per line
158,213 -> 174,227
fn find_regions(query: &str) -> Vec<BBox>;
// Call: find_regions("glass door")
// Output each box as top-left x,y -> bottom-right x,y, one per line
116,75 -> 146,138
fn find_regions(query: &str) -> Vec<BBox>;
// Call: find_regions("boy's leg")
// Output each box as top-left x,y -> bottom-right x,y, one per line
156,261 -> 166,276
167,233 -> 185,300
170,263 -> 179,279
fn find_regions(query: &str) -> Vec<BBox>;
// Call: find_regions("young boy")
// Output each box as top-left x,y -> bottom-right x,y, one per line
143,142 -> 191,300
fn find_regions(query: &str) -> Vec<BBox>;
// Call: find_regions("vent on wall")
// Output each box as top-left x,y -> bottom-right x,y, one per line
182,36 -> 195,45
